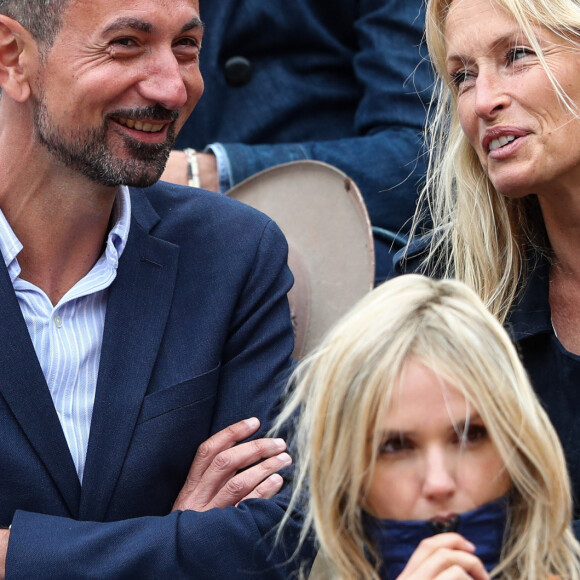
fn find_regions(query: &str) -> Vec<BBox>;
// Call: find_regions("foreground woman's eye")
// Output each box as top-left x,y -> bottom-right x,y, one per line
460,424 -> 488,444
379,435 -> 412,454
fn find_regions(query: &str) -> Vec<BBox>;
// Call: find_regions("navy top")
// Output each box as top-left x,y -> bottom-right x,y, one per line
364,497 -> 507,579
507,257 -> 580,516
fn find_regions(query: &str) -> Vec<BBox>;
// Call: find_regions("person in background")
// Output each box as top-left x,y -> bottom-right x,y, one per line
276,274 -> 580,579
396,0 -> 580,522
161,0 -> 431,282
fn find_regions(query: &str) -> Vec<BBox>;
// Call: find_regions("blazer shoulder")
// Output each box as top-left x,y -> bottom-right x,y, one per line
130,181 -> 275,231
129,182 -> 289,267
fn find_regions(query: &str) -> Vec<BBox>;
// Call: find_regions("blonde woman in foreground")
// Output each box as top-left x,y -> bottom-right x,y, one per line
276,275 -> 580,579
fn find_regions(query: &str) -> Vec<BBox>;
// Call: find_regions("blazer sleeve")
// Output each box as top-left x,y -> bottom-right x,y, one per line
217,0 -> 431,236
5,219 -> 308,579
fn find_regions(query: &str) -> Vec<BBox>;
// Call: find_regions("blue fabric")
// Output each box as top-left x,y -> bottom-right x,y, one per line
176,0 -> 432,281
1,182 -> 307,578
365,497 -> 508,579
505,256 -> 580,527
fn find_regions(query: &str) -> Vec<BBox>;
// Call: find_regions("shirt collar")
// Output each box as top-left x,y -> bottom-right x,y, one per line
0,185 -> 132,283
105,185 -> 131,270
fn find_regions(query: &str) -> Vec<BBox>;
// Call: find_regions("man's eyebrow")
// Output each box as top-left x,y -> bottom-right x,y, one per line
103,17 -> 154,35
102,17 -> 203,36
181,17 -> 204,34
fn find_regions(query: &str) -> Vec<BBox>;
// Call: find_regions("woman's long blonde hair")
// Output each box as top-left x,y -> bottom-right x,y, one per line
275,275 -> 580,579
410,0 -> 580,322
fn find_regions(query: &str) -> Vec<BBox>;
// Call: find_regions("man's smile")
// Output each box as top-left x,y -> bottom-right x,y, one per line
114,117 -> 165,133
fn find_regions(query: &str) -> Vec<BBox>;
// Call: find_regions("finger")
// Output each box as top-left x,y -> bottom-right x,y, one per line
434,565 -> 481,579
184,438 -> 287,509
236,473 -> 285,505
207,450 -> 292,509
402,533 -> 475,575
403,548 -> 489,580
186,418 -> 262,487
202,437 -> 287,491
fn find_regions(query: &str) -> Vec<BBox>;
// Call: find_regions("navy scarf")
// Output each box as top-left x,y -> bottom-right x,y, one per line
364,497 -> 508,580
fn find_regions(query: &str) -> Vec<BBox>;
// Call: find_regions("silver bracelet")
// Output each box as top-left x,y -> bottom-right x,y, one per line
184,148 -> 201,188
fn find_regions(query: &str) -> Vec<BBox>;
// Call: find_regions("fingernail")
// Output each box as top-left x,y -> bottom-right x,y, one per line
245,417 -> 260,429
269,474 -> 283,486
274,438 -> 286,450
277,452 -> 292,464
465,540 -> 476,551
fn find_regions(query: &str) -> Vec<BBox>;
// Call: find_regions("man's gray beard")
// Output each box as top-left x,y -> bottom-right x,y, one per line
32,94 -> 176,188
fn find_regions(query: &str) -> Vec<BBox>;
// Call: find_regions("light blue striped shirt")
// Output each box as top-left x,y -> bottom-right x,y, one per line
0,187 -> 131,482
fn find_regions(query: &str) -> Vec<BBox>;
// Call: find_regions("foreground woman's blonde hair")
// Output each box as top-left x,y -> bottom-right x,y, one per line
410,0 -> 580,322
275,275 -> 580,579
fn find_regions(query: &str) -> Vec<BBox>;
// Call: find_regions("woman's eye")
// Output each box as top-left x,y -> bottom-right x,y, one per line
379,436 -> 412,454
459,424 -> 488,444
507,46 -> 533,63
449,69 -> 473,89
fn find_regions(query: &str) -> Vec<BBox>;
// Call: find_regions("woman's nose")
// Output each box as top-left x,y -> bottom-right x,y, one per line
421,448 -> 457,500
474,70 -> 511,120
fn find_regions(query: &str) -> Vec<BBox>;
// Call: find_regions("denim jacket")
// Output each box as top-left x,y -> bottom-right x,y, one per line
176,0 -> 432,279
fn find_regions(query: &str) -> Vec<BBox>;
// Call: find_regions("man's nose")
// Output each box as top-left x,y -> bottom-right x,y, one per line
136,50 -> 191,111
474,70 -> 511,120
421,447 -> 457,500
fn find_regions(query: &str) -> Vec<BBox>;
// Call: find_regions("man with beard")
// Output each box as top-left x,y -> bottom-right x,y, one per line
0,0 -> 302,578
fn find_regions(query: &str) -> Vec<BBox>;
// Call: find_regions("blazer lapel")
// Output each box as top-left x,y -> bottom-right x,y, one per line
79,197 -> 180,521
0,264 -> 81,516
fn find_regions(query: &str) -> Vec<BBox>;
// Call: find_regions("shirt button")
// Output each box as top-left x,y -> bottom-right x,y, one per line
54,315 -> 63,328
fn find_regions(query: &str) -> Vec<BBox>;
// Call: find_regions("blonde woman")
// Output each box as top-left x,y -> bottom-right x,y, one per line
397,0 -> 580,518
276,275 -> 580,579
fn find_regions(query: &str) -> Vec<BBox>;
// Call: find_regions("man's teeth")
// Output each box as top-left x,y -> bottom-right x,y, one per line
117,118 -> 164,133
489,135 -> 517,151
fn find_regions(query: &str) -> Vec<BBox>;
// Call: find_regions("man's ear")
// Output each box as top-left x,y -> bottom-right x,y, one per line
0,15 -> 36,103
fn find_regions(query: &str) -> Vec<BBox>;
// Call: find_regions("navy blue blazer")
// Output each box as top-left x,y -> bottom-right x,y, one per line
176,0 -> 432,278
2,182 -> 300,578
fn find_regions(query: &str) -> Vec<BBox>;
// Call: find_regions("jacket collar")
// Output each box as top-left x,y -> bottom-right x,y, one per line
79,187 -> 180,520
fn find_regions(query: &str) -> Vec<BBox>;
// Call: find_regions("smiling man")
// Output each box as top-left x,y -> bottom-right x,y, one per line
0,0 -> 302,578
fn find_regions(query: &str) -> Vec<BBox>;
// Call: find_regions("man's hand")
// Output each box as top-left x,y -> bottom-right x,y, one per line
161,150 -> 219,192
172,417 -> 292,512
396,533 -> 490,580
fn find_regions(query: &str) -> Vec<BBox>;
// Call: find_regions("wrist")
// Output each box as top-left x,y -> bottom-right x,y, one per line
183,148 -> 201,188
197,153 -> 219,192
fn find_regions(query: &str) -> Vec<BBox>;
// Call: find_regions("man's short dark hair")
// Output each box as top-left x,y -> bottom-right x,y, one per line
0,0 -> 71,49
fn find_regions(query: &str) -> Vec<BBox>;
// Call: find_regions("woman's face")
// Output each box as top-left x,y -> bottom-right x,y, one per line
365,358 -> 510,522
445,0 -> 580,198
